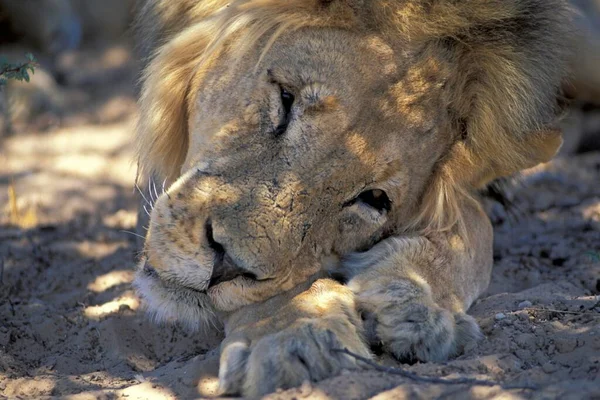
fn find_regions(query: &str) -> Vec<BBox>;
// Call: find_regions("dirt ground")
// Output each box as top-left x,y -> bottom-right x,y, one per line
0,42 -> 599,400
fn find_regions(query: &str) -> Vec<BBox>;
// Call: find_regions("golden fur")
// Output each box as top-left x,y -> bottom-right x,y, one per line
133,0 -> 570,396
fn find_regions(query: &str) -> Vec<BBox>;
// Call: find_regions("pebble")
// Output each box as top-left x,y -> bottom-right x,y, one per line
516,310 -> 530,321
591,335 -> 600,350
554,337 -> 578,353
495,313 -> 507,321
515,349 -> 531,360
542,362 -> 558,374
518,300 -> 533,309
515,333 -> 537,349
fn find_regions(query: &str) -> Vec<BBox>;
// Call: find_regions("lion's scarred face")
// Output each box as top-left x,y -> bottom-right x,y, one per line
135,30 -> 455,326
134,0 -> 566,329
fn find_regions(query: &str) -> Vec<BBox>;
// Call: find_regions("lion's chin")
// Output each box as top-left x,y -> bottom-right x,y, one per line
133,265 -> 221,332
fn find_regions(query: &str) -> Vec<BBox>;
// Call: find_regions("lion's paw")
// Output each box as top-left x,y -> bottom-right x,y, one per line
354,280 -> 482,363
218,316 -> 371,398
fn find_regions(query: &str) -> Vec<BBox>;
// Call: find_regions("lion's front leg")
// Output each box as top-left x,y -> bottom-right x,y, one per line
346,200 -> 493,362
218,279 -> 371,398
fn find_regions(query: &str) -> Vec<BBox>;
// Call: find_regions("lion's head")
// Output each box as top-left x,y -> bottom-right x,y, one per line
133,0 -> 569,329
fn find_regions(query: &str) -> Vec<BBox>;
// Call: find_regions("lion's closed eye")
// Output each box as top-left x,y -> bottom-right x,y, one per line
274,85 -> 295,136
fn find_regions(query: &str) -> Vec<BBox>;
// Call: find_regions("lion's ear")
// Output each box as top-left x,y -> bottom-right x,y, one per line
395,0 -> 571,187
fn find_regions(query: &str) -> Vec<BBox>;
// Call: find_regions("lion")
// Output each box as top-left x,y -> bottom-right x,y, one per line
132,0 -> 570,397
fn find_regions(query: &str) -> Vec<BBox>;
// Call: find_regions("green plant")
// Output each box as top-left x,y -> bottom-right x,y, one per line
0,53 -> 37,89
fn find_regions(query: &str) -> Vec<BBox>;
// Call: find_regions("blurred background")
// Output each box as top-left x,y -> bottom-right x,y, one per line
0,1 -> 598,399
0,2 -> 226,398
0,0 -> 138,230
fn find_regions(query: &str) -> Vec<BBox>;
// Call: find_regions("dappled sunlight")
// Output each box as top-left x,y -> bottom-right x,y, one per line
468,386 -> 513,399
102,208 -> 138,229
365,36 -> 397,77
370,386 -> 415,400
1,0 -> 598,398
388,57 -> 447,125
1,376 -> 56,398
87,270 -> 134,292
313,290 -> 346,310
198,375 -> 220,398
581,199 -> 600,223
112,381 -> 175,400
3,121 -> 134,155
51,240 -> 130,259
84,292 -> 140,320
1,121 -> 136,186
345,132 -> 378,166
0,114 -> 137,226
293,387 -> 334,399
296,286 -> 355,314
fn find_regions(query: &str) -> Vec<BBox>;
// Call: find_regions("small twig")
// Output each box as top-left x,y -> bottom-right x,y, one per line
59,313 -> 78,326
332,348 -> 538,390
0,62 -> 32,76
8,297 -> 15,316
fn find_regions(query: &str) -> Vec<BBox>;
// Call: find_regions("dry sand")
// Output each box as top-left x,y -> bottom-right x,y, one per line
0,44 -> 599,399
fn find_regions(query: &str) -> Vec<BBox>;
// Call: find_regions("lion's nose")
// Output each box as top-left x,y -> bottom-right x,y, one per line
205,220 -> 257,288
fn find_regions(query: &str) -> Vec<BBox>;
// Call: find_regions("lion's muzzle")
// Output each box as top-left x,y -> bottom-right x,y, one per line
136,166 -> 320,318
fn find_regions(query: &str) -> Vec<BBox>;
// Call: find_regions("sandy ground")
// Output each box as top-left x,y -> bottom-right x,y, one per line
0,43 -> 599,400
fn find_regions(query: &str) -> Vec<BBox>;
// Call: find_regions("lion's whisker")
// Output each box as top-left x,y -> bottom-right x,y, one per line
152,179 -> 160,202
120,230 -> 147,240
148,180 -> 155,203
135,183 -> 152,207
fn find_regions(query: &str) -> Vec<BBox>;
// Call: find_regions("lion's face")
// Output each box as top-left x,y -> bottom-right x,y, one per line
135,29 -> 455,326
135,0 -> 566,329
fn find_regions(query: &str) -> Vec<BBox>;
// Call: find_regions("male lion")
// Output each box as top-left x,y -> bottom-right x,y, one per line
133,0 -> 569,397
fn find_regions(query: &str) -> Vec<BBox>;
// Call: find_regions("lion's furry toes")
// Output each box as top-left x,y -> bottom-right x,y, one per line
354,279 -> 482,363
375,304 -> 481,362
218,316 -> 371,398
454,312 -> 484,351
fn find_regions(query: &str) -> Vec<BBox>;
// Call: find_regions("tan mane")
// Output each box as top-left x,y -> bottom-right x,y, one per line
135,0 -> 357,182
